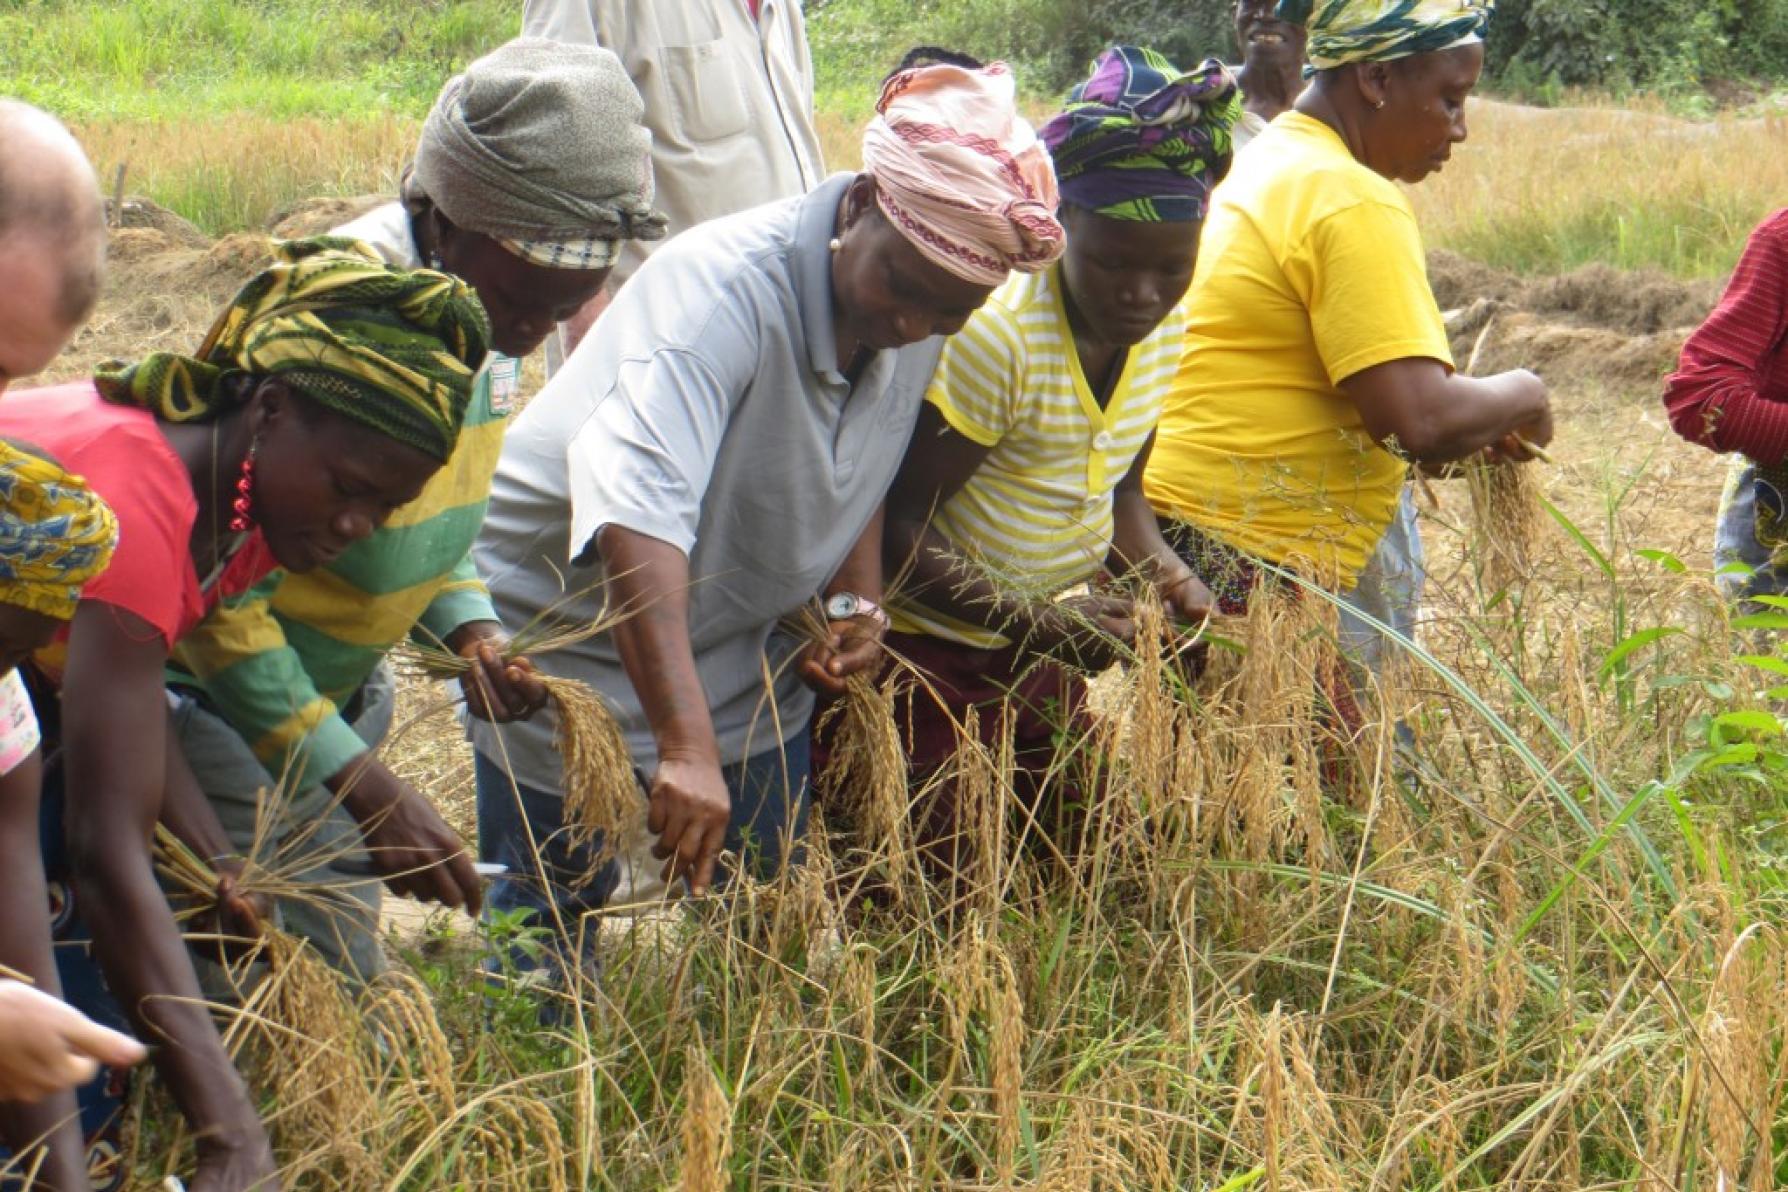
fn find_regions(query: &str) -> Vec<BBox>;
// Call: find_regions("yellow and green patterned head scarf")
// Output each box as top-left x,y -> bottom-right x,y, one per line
1277,0 -> 1494,72
0,442 -> 118,621
94,236 -> 490,463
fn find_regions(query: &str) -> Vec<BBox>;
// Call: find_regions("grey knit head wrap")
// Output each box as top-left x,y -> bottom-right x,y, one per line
408,37 -> 666,252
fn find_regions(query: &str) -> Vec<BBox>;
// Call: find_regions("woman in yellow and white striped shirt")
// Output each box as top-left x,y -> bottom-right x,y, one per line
857,47 -> 1239,880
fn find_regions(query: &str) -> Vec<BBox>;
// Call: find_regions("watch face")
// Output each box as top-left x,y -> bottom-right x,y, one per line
825,594 -> 855,619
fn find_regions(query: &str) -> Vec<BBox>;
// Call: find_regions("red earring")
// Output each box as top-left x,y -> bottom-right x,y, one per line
229,439 -> 259,533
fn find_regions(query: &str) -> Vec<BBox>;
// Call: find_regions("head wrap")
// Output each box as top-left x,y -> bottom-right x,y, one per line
1040,48 -> 1241,223
1277,0 -> 1494,71
863,61 -> 1065,286
94,237 -> 490,464
408,37 -> 665,269
0,442 -> 118,621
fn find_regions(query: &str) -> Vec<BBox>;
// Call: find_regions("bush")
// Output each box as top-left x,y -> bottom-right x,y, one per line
808,0 -> 1240,107
811,0 -> 1788,109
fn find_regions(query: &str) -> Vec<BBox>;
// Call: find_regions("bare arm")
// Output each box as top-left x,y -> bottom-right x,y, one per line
0,750 -> 106,1190
1344,359 -> 1553,465
798,504 -> 889,696
884,405 -> 1135,665
1108,432 -> 1214,623
61,604 -> 275,1188
595,525 -> 731,895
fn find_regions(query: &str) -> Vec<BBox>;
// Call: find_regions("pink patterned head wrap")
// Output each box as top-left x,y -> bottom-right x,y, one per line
862,61 -> 1065,287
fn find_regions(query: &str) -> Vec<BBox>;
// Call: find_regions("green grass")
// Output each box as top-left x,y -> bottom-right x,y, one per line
0,0 -> 511,121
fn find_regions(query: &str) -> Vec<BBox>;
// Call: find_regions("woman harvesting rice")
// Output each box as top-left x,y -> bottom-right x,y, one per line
865,47 -> 1232,879
170,37 -> 658,987
471,54 -> 1064,976
1663,209 -> 1788,611
1145,0 -> 1551,680
0,238 -> 487,1192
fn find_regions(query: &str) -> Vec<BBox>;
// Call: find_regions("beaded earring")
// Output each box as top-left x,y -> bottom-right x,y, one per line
229,438 -> 260,533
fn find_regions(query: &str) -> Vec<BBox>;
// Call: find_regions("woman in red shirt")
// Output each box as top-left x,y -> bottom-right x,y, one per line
1663,209 -> 1788,605
0,238 -> 489,1192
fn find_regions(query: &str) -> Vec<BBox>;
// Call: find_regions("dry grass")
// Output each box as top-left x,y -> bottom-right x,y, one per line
61,98 -> 1788,282
1412,97 -> 1788,278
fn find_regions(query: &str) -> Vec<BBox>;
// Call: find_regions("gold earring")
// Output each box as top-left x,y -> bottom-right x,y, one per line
1375,99 -> 1386,110
829,237 -> 843,253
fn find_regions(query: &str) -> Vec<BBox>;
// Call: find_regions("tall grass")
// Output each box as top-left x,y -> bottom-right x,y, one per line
1411,99 -> 1788,279
78,115 -> 416,236
65,99 -> 1787,281
62,466 -> 1788,1187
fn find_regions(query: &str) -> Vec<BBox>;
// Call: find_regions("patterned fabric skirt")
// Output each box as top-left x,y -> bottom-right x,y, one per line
1158,518 -> 1367,740
813,628 -> 1105,890
1715,456 -> 1788,606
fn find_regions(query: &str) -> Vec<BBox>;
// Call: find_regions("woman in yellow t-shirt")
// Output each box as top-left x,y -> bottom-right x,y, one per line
1146,0 -> 1550,621
851,48 -> 1237,880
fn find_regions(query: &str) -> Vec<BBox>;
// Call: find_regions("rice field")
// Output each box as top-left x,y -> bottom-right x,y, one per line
6,9 -> 1788,1188
32,188 -> 1781,1186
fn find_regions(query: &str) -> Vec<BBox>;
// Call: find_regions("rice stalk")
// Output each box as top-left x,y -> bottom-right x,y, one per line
391,614 -> 638,858
678,1046 -> 733,1192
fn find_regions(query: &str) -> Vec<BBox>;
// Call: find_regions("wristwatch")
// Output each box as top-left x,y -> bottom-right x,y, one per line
824,591 -> 889,629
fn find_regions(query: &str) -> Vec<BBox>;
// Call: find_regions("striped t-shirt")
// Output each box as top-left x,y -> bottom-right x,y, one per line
891,265 -> 1183,649
170,202 -> 510,788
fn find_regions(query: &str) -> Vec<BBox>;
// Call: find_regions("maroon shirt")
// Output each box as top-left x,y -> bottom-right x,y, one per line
1664,209 -> 1788,465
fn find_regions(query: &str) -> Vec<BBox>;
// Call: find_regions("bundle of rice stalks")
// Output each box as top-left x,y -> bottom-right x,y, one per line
1460,316 -> 1549,595
392,615 -> 637,857
678,1046 -> 733,1192
797,603 -> 925,907
1466,457 -> 1545,593
152,827 -> 379,1183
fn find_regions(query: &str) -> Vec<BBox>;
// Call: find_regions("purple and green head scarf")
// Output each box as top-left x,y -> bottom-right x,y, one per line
1039,47 -> 1241,223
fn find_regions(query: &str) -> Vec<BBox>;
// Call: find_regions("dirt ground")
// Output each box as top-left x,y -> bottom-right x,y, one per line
36,196 -> 1739,938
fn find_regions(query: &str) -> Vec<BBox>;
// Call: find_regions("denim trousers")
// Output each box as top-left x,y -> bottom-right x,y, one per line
1714,456 -> 1788,607
473,734 -> 811,977
1339,485 -> 1427,672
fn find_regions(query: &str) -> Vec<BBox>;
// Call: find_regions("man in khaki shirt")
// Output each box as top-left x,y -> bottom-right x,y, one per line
523,0 -> 826,355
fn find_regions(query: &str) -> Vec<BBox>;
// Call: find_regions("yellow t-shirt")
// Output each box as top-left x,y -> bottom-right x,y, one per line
1143,110 -> 1453,584
892,265 -> 1181,649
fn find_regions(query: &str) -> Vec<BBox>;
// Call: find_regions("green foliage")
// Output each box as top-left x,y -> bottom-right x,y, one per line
811,0 -> 1788,107
1478,0 -> 1788,92
0,0 -> 513,120
808,0 -> 1239,111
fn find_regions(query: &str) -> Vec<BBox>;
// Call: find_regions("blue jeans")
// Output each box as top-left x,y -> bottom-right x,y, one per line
1340,485 -> 1426,672
473,736 -> 812,978
1715,457 -> 1788,607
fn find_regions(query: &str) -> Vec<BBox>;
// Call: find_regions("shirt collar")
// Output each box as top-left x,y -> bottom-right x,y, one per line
793,173 -> 857,380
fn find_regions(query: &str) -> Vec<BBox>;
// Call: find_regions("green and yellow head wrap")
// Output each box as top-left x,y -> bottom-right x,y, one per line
1277,0 -> 1495,72
94,236 -> 491,463
0,441 -> 119,621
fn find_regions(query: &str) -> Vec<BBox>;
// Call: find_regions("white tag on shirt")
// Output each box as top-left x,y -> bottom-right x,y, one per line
0,669 -> 41,777
489,354 -> 522,415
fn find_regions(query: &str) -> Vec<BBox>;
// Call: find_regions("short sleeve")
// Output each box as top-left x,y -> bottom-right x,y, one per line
1291,199 -> 1454,386
924,304 -> 1026,447
566,348 -> 737,564
78,441 -> 194,648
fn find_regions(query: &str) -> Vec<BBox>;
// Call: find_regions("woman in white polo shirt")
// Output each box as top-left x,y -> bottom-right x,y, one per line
471,55 -> 1066,976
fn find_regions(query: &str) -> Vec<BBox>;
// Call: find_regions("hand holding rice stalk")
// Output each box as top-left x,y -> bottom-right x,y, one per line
152,824 -> 277,959
1458,316 -> 1549,590
393,611 -> 638,856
